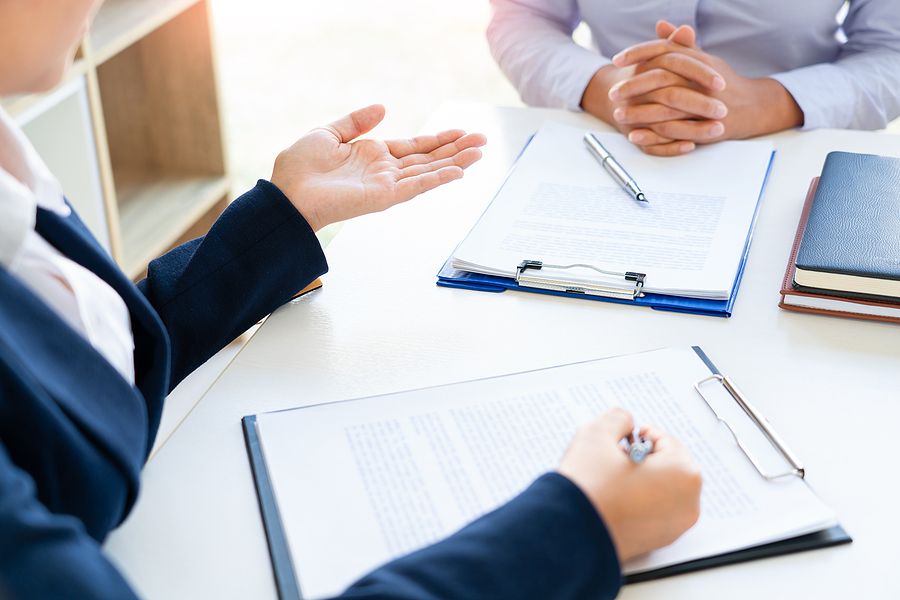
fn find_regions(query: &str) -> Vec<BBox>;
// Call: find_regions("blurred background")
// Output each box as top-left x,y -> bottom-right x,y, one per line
210,0 -> 523,210
209,0 -> 899,246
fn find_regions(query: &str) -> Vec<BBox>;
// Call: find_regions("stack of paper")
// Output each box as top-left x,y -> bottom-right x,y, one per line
249,346 -> 844,600
449,122 -> 774,300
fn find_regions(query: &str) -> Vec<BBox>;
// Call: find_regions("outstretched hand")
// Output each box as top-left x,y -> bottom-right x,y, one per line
270,104 -> 487,232
557,408 -> 702,563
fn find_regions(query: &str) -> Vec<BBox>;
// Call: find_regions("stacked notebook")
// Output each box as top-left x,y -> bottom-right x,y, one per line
779,151 -> 900,323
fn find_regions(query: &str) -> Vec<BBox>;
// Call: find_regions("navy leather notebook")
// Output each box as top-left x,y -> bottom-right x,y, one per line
794,151 -> 900,300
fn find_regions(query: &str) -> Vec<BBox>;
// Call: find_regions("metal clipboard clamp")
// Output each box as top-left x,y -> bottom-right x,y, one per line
515,260 -> 646,301
694,374 -> 805,480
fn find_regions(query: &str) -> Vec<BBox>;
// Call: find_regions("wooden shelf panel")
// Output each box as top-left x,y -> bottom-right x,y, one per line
89,0 -> 198,64
118,173 -> 230,278
96,0 -> 225,181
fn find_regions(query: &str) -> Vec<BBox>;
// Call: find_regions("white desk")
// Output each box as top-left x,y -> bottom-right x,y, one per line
105,103 -> 900,599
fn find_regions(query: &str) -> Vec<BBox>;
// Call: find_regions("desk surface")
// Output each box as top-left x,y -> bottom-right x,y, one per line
105,103 -> 900,599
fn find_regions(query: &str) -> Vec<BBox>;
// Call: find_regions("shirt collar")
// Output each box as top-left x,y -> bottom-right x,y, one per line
0,105 -> 70,269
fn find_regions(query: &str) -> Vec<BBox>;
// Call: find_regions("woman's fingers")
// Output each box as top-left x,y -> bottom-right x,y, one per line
386,129 -> 467,159
393,166 -> 465,203
388,131 -> 487,161
394,132 -> 487,167
325,104 -> 386,143
398,147 -> 484,178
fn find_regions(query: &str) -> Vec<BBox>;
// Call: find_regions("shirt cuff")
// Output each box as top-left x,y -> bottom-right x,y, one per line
546,47 -> 613,111
770,64 -> 860,131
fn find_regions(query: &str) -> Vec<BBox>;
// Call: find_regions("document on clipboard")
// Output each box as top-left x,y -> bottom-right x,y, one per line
243,346 -> 848,600
437,122 -> 774,317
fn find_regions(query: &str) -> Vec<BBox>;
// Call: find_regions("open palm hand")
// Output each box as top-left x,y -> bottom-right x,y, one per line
270,104 -> 486,232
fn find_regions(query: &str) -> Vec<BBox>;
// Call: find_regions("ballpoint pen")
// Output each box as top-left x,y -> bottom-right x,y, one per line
584,132 -> 649,203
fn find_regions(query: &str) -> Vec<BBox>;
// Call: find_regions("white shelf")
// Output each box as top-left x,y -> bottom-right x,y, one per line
90,0 -> 198,65
17,77 -> 111,252
1,0 -> 230,280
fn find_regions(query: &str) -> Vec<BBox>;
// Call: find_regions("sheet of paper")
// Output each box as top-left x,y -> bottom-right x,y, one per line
256,346 -> 836,599
451,122 -> 774,298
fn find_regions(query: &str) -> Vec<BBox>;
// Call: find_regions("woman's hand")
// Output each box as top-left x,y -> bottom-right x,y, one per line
270,104 -> 487,232
558,408 -> 703,563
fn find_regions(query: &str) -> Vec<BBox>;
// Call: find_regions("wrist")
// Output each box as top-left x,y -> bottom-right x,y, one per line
269,181 -> 324,233
739,78 -> 804,138
762,78 -> 804,132
580,65 -> 623,127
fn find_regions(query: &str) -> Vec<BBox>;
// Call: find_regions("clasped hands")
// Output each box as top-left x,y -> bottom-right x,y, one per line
582,20 -> 804,156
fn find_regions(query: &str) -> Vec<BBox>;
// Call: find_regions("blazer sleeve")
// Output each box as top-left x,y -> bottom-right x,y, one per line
337,473 -> 622,600
137,180 -> 328,391
0,441 -> 139,600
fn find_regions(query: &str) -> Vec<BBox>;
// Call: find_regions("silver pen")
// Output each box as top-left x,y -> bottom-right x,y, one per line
584,132 -> 649,203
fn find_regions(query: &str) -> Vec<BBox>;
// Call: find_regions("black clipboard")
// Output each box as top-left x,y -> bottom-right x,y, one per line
243,347 -> 851,599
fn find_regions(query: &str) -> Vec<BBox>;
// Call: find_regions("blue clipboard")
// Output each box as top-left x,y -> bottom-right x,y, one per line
436,137 -> 775,318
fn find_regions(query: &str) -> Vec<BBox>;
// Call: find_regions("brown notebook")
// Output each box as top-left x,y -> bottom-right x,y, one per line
779,178 -> 900,324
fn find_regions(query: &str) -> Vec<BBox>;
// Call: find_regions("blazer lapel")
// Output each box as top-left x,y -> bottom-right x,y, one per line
33,207 -> 171,455
0,268 -> 146,492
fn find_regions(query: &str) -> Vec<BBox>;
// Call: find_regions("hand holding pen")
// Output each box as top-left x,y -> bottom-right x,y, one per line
627,433 -> 655,463
557,408 -> 702,562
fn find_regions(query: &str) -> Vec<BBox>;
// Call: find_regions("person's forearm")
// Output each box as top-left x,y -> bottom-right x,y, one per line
138,180 -> 327,391
738,78 -> 804,137
488,0 -> 610,109
339,474 -> 622,600
580,65 -> 620,126
770,54 -> 900,130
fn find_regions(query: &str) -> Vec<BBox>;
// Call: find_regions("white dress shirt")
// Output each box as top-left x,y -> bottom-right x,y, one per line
0,107 -> 135,384
488,0 -> 900,130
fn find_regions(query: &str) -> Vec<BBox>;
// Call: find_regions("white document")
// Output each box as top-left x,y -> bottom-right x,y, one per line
451,122 -> 774,298
255,346 -> 837,599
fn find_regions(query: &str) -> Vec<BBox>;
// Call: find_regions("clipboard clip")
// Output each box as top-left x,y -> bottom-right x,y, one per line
694,374 -> 805,481
515,260 -> 646,300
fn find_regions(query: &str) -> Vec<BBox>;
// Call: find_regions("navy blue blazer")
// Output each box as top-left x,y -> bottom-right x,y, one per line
0,180 -> 621,600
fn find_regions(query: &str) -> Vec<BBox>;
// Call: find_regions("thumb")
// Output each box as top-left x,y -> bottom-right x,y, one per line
326,104 -> 386,143
655,20 -> 677,40
668,24 -> 699,49
595,408 -> 636,443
